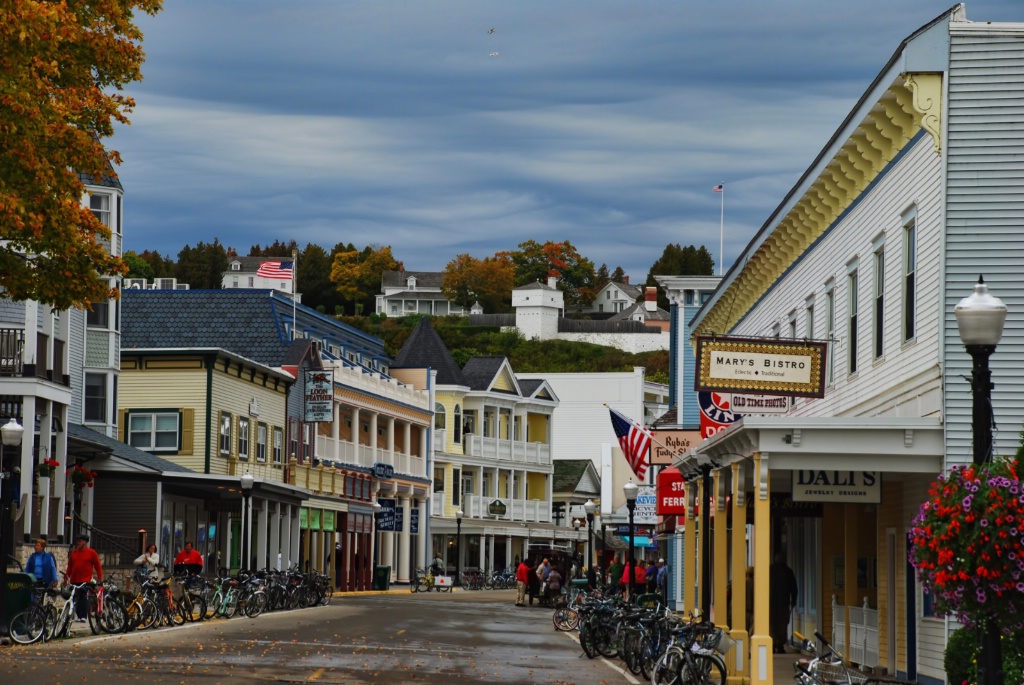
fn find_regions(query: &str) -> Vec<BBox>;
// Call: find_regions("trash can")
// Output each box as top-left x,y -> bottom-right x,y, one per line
372,565 -> 391,591
2,572 -> 35,636
570,578 -> 589,589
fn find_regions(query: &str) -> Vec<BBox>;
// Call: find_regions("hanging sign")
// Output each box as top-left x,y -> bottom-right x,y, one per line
699,391 -> 743,439
650,429 -> 702,465
304,370 -> 334,422
376,499 -> 397,531
656,467 -> 687,515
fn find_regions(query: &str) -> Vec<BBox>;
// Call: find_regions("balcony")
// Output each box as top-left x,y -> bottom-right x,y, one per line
315,434 -> 427,479
465,434 -> 550,466
431,493 -> 551,523
325,361 -> 430,410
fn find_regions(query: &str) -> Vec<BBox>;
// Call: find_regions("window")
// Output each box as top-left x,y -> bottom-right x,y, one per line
848,270 -> 859,375
304,424 -> 312,460
116,195 -> 122,235
256,422 -> 268,463
433,467 -> 445,493
685,290 -> 694,306
903,213 -> 917,341
452,468 -> 461,506
434,403 -> 446,431
87,301 -> 109,328
248,276 -> 254,288
805,298 -> 815,341
232,278 -> 238,288
606,291 -> 611,300
238,417 -> 250,461
84,373 -> 106,422
453,404 -> 462,443
273,427 -> 283,465
874,248 -> 885,359
788,311 -> 797,339
219,413 -> 232,456
128,412 -> 180,452
598,304 -> 604,312
825,283 -> 835,386
90,193 -> 110,227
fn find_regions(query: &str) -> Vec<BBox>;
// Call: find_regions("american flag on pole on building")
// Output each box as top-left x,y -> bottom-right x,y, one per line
608,407 -> 652,480
713,183 -> 724,193
256,260 -> 294,280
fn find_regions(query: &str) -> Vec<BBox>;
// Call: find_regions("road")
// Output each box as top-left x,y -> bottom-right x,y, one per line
0,590 -> 637,685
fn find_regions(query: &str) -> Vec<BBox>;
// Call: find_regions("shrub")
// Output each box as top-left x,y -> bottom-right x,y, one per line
945,626 -> 1024,685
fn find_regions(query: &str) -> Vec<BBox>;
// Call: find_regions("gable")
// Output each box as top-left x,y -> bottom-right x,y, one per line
492,365 -> 518,393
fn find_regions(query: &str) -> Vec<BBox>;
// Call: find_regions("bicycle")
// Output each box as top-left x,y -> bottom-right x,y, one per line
411,568 -> 435,592
793,630 -> 869,685
8,582 -> 53,644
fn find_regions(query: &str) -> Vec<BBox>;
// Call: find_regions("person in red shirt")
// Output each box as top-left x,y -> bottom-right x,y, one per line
173,541 -> 204,575
515,559 -> 530,607
66,535 -> 102,619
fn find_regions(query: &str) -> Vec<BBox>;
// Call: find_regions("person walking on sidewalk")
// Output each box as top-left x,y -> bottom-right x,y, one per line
515,558 -> 530,606
769,553 -> 798,654
26,539 -> 59,587
66,534 -> 102,619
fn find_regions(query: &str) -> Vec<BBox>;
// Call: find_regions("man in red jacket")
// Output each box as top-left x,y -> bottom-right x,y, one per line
515,559 -> 530,606
66,534 -> 102,619
173,541 -> 204,575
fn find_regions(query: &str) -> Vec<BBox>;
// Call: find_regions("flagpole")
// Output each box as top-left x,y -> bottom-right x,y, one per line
719,182 -> 725,276
291,248 -> 298,337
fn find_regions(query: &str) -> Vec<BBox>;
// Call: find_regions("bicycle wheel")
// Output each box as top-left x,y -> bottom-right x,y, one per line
593,622 -> 619,658
680,654 -> 727,685
319,585 -> 333,606
98,599 -> 128,633
42,604 -> 60,641
579,619 -> 597,659
552,606 -> 579,631
652,647 -> 685,685
244,590 -> 268,618
179,592 -> 206,622
10,607 -> 46,644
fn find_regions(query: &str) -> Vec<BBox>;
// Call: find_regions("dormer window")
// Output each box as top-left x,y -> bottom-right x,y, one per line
407,276 -> 416,290
231,262 -> 241,271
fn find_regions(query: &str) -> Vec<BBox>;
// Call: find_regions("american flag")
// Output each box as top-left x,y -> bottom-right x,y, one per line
256,260 -> 293,280
608,408 -> 651,480
713,184 -> 724,193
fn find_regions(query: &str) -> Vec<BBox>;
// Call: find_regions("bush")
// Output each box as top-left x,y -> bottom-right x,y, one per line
945,626 -> 1024,685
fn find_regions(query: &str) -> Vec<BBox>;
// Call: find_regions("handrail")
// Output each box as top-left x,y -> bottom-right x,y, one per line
72,513 -> 141,565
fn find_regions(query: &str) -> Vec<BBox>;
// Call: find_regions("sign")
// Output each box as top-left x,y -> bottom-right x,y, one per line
299,507 -> 308,529
304,370 -> 334,422
376,498 -> 397,531
728,392 -> 791,415
634,485 -> 657,524
791,471 -> 881,504
699,391 -> 742,439
373,463 -> 395,480
695,336 -> 827,398
411,507 -> 419,534
656,467 -> 687,515
487,499 -> 508,516
323,510 -> 336,531
650,429 -> 702,465
615,525 -> 654,537
309,508 -> 322,531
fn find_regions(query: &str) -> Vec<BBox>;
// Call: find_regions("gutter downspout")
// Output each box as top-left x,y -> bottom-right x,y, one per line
204,354 -> 215,474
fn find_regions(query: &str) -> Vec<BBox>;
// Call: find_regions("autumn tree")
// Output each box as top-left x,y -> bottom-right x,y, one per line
441,253 -> 515,313
0,0 -> 162,308
330,245 -> 400,315
510,240 -> 596,308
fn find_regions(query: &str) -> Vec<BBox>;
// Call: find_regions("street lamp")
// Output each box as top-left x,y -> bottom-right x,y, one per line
240,471 -> 254,572
572,518 -> 581,574
584,499 -> 596,580
955,275 -> 1007,685
623,480 -> 638,599
372,501 -> 382,569
1,417 -> 25,628
455,509 -> 463,588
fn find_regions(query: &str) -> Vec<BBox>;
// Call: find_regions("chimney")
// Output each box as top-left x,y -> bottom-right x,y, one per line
645,286 -> 657,312
623,275 -> 629,285
547,276 -> 558,288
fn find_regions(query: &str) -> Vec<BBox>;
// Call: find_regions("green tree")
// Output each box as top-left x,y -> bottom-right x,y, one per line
510,240 -> 596,308
123,251 -> 155,280
136,250 -> 174,279
175,240 -> 229,290
295,243 -> 338,313
0,0 -> 163,308
644,244 -> 715,309
594,264 -> 611,293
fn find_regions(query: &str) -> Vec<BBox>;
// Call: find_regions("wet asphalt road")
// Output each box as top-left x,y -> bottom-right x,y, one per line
0,590 -> 636,685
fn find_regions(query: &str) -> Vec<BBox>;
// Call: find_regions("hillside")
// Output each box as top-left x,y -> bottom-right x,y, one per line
339,314 -> 670,384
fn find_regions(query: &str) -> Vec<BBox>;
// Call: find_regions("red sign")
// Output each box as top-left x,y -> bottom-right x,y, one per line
657,467 -> 687,515
699,391 -> 742,439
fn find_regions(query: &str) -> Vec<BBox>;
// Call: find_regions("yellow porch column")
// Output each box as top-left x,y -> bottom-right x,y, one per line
713,469 -> 729,629
696,476 -> 705,612
729,462 -> 750,682
750,452 -> 772,684
683,480 -> 697,613
844,503 -> 857,658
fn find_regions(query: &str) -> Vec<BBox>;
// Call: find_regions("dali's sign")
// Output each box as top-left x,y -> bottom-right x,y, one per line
791,470 -> 881,504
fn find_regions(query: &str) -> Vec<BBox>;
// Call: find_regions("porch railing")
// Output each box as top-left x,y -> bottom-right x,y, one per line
831,595 -> 878,667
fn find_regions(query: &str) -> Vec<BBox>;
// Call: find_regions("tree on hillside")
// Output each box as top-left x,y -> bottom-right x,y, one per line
249,240 -> 299,257
330,245 -> 400,315
644,244 -> 715,309
123,251 -> 155,281
136,250 -> 175,279
0,0 -> 162,308
295,243 -> 340,313
176,240 -> 229,290
441,253 -> 515,312
610,266 -> 627,283
510,240 -> 596,307
595,264 -> 611,293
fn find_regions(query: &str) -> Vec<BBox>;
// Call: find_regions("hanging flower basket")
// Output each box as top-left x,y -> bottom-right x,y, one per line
68,463 -> 97,489
909,456 -> 1024,631
36,458 -> 60,478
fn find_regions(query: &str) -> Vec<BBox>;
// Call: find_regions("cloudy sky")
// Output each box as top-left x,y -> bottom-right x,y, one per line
115,1 -> 1021,282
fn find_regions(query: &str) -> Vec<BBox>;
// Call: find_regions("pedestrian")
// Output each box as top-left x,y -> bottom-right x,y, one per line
647,558 -> 663,594
545,565 -> 563,605
635,559 -> 647,590
527,559 -> 541,605
515,557 -> 530,606
173,540 -> 204,575
657,559 -> 668,603
25,539 -> 59,587
430,553 -> 444,578
607,555 -> 623,594
536,558 -> 551,605
133,543 -> 161,579
66,534 -> 102,620
769,552 -> 798,654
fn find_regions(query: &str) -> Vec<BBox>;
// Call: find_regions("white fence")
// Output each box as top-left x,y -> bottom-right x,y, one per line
831,596 -> 878,667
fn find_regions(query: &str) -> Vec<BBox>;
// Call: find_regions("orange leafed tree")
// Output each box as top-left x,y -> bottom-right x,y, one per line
0,0 -> 162,309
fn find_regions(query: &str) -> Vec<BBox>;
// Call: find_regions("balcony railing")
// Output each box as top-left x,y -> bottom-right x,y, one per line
465,435 -> 550,466
324,362 -> 430,410
314,434 -> 426,479
436,493 -> 550,523
0,328 -> 25,376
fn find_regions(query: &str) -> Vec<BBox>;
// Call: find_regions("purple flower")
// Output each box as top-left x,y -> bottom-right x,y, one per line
981,519 -> 989,527
963,495 -> 973,510
977,589 -> 987,603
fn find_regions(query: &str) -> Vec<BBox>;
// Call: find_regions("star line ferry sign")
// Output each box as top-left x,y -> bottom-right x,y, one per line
695,336 -> 827,399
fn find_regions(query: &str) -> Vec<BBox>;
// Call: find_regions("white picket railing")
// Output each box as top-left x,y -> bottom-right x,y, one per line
831,595 -> 878,667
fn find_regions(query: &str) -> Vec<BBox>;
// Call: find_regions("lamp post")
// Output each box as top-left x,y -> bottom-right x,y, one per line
372,501 -> 382,569
1,417 -> 25,628
623,480 -> 638,599
584,499 -> 596,579
455,509 -> 463,588
955,275 -> 1007,685
240,471 -> 254,572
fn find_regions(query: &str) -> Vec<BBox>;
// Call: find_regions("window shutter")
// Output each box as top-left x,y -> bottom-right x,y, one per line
118,409 -> 127,442
181,408 -> 194,453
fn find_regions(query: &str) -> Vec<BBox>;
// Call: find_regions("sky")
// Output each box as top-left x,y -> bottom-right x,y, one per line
115,1 -> 1023,283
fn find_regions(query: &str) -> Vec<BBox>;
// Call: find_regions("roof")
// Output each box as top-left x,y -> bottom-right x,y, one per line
381,271 -> 444,288
391,318 -> 468,386
122,289 -> 386,368
227,256 -> 285,273
609,303 -> 670,322
462,356 -> 512,392
380,290 -> 456,301
517,378 -> 544,396
513,280 -> 557,291
606,281 -> 642,300
553,459 -> 593,492
67,423 -> 193,473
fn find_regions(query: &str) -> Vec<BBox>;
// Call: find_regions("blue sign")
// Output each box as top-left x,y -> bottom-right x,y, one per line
377,499 -> 396,532
373,463 -> 395,479
411,507 -> 419,534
